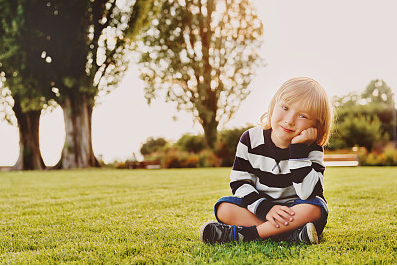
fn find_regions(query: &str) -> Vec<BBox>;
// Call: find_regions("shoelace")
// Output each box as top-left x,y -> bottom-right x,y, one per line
214,224 -> 237,242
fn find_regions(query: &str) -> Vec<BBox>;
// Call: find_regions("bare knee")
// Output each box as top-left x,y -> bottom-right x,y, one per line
217,202 -> 264,226
216,202 -> 235,223
292,203 -> 322,223
308,204 -> 322,221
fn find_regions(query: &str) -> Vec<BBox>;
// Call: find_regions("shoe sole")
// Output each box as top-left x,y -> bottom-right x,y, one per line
199,221 -> 217,243
306,223 -> 319,244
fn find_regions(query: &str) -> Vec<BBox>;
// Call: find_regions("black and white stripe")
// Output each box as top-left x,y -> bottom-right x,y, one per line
230,127 -> 326,217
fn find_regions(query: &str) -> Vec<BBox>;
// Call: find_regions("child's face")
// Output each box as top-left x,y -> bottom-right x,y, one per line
270,100 -> 317,148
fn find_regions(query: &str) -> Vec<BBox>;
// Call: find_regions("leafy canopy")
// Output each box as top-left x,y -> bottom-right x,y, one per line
136,0 -> 263,147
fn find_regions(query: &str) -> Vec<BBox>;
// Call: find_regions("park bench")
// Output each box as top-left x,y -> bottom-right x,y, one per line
323,153 -> 359,167
125,160 -> 161,169
0,166 -> 12,172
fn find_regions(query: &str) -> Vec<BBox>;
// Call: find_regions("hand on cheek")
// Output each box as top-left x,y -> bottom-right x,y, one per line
291,127 -> 317,145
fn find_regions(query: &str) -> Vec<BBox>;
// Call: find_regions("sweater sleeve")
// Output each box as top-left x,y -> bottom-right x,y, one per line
288,143 -> 325,200
230,130 -> 275,219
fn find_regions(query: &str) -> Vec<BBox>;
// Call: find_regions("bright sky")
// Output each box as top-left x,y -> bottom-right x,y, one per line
1,0 -> 397,166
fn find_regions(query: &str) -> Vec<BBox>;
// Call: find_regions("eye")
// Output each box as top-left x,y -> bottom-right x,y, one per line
298,114 -> 308,119
281,105 -> 288,111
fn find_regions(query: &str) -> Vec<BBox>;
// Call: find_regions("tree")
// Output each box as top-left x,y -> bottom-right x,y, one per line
136,0 -> 263,148
329,79 -> 395,151
40,0 -> 156,168
0,0 -> 56,170
335,114 -> 385,151
140,137 -> 168,156
176,134 -> 206,153
0,0 -> 155,169
361,79 -> 393,105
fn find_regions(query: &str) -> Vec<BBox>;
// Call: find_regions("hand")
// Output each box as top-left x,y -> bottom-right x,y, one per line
266,205 -> 295,228
291,127 -> 317,145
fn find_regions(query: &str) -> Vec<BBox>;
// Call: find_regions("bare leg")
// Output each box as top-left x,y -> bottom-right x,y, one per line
256,204 -> 321,238
217,202 -> 321,239
217,202 -> 265,227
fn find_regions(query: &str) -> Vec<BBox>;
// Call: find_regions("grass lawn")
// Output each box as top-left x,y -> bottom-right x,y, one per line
1,167 -> 396,264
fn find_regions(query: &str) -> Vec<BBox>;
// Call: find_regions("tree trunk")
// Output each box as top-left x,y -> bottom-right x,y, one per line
201,118 -> 218,149
59,94 -> 98,169
12,102 -> 45,170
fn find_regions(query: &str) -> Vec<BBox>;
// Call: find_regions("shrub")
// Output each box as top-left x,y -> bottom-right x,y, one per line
154,148 -> 220,168
363,152 -> 384,166
139,125 -> 251,168
161,149 -> 185,168
181,155 -> 200,168
198,150 -> 220,167
140,137 -> 169,156
336,114 -> 385,152
159,149 -> 201,168
215,126 -> 251,166
176,134 -> 206,153
383,148 -> 397,165
359,147 -> 397,166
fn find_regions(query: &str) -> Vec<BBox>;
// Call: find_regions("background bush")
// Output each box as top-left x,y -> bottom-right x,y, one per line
138,123 -> 397,168
329,79 -> 396,152
175,134 -> 206,153
215,126 -> 251,166
359,146 -> 397,166
139,126 -> 251,168
140,137 -> 168,156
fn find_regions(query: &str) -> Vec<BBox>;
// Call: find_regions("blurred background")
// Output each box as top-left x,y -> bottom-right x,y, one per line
0,0 -> 396,169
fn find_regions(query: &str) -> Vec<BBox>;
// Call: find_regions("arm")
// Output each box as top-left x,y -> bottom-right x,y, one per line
288,127 -> 325,200
289,143 -> 325,200
230,130 -> 276,219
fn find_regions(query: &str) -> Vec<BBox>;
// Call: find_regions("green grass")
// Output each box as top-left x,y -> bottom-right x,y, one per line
0,167 -> 396,264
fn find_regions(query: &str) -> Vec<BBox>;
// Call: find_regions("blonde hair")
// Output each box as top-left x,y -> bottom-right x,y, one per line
259,77 -> 334,146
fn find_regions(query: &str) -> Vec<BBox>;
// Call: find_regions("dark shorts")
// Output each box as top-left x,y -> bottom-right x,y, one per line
214,196 -> 328,235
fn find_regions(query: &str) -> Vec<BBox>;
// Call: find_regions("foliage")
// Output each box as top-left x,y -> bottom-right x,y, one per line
161,149 -> 200,168
332,114 -> 386,151
329,79 -> 396,151
140,137 -> 168,156
136,0 -> 264,148
198,149 -> 219,167
215,126 -> 251,166
359,146 -> 397,166
0,0 -> 55,112
0,0 -> 156,106
333,79 -> 394,108
26,0 -> 157,105
361,79 -> 394,105
0,0 -> 56,169
148,148 -> 219,168
0,0 -> 157,169
140,125 -> 251,168
1,168 -> 397,264
176,134 -> 206,153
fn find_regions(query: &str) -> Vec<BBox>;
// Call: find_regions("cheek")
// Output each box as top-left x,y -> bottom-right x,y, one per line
271,111 -> 282,123
298,120 -> 316,130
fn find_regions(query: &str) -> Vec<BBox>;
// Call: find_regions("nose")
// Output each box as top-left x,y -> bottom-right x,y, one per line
284,114 -> 295,126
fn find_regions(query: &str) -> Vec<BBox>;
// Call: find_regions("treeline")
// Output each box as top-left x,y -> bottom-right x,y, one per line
0,0 -> 263,170
0,0 -> 156,169
328,79 -> 397,166
329,79 -> 396,152
138,79 -> 397,168
137,126 -> 251,168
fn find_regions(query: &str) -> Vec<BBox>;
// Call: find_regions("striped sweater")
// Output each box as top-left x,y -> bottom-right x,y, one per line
230,127 -> 326,219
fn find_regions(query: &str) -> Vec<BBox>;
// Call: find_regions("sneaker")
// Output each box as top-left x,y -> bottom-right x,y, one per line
288,222 -> 318,245
199,221 -> 245,244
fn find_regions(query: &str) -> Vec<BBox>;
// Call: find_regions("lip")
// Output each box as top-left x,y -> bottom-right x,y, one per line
280,125 -> 294,133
